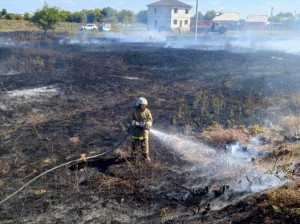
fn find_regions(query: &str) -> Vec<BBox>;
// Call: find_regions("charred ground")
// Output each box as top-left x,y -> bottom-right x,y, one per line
0,32 -> 299,223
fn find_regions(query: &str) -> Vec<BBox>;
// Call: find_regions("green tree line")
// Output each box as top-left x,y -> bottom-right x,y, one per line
1,6 -> 148,24
269,12 -> 298,24
193,10 -> 217,21
2,6 -> 298,25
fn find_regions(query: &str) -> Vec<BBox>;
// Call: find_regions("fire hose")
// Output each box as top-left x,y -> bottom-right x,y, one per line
0,127 -> 138,206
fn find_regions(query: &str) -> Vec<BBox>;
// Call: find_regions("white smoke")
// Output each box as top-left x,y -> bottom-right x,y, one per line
150,128 -> 286,206
56,30 -> 300,56
0,38 -> 29,48
165,33 -> 300,55
59,31 -> 167,46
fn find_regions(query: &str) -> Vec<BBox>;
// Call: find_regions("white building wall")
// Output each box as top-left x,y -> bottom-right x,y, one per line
148,6 -> 172,30
148,5 -> 191,31
170,7 -> 191,30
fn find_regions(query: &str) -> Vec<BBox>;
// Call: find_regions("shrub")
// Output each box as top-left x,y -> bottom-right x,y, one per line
251,124 -> 263,134
32,56 -> 45,74
46,57 -> 56,70
31,3 -> 60,34
201,125 -> 248,148
5,13 -> 16,20
280,116 -> 300,138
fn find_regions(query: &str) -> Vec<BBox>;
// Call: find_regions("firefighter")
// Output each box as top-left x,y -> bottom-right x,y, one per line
127,97 -> 153,161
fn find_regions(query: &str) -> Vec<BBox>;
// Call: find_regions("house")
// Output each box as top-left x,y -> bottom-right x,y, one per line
147,0 -> 192,31
244,15 -> 269,31
212,12 -> 239,29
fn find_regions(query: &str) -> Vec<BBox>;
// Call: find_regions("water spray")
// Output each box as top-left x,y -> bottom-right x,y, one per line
150,128 -> 284,197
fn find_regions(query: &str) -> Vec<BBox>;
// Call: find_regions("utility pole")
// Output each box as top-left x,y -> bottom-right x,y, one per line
294,10 -> 297,31
194,0 -> 199,44
271,7 -> 274,32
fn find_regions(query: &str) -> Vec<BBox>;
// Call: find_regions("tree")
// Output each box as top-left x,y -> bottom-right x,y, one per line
93,8 -> 104,22
1,9 -> 7,16
102,7 -> 117,22
24,12 -> 31,20
5,13 -> 16,20
203,10 -> 216,20
58,10 -> 71,22
15,15 -> 23,20
271,12 -> 295,24
193,11 -> 203,21
86,10 -> 96,23
31,2 -> 60,34
137,10 -> 148,24
71,11 -> 87,23
117,10 -> 135,24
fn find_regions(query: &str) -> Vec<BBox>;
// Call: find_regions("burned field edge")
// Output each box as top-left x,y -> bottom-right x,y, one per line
0,32 -> 299,223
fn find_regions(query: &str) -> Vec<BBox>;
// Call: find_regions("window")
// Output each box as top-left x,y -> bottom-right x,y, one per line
173,19 -> 177,25
174,8 -> 178,13
185,20 -> 188,25
154,8 -> 156,13
185,9 -> 189,14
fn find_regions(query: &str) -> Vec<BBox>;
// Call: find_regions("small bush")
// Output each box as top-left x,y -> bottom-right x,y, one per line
32,56 -> 45,68
22,56 -> 45,74
280,116 -> 299,138
251,124 -> 263,134
201,125 -> 248,148
46,57 -> 56,71
0,161 -> 10,174
224,81 -> 233,89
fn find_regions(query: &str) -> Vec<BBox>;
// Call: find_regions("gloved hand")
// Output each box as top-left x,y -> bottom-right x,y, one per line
133,121 -> 141,127
140,122 -> 146,128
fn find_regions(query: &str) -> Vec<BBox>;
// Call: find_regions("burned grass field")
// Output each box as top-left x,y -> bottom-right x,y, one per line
0,32 -> 299,223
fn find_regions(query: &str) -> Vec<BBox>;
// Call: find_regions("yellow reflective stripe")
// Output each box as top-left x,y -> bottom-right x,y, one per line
132,136 -> 148,140
142,151 -> 149,154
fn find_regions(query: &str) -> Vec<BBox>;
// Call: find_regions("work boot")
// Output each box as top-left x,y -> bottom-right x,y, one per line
131,151 -> 138,161
143,154 -> 151,162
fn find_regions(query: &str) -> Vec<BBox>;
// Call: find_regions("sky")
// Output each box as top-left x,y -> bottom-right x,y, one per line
0,0 -> 300,19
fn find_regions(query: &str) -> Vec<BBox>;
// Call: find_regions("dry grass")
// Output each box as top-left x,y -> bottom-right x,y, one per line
230,181 -> 300,224
259,181 -> 300,223
0,161 -> 10,174
200,125 -> 248,148
91,173 -> 135,194
87,148 -> 168,197
0,19 -> 83,32
279,115 -> 300,138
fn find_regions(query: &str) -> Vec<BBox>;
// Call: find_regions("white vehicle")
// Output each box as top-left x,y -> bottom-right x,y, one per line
99,23 -> 111,32
79,23 -> 98,31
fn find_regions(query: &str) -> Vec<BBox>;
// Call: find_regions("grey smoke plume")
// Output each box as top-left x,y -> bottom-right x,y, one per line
165,33 -> 300,55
